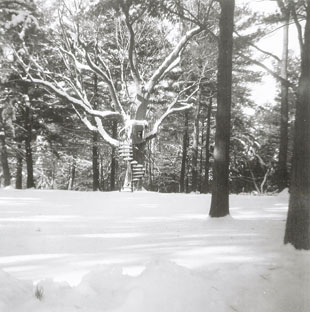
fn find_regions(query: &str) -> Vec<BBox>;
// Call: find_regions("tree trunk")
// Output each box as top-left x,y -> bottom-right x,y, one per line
203,96 -> 212,193
0,128 -> 11,187
284,7 -> 310,250
277,10 -> 290,191
92,72 -> 100,191
209,0 -> 234,217
192,88 -> 201,192
132,142 -> 146,190
68,158 -> 76,190
110,120 -> 118,191
15,142 -> 23,189
24,103 -> 35,188
92,131 -> 100,191
199,124 -> 204,192
180,111 -> 189,193
100,154 -> 105,191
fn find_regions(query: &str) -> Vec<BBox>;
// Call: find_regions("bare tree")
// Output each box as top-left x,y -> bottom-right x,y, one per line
13,0 -> 211,188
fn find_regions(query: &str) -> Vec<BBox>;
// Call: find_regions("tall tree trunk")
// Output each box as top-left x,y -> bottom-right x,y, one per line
209,0 -> 234,217
180,112 -> 189,193
15,142 -> 23,189
0,128 -> 11,186
100,155 -> 105,191
284,6 -> 310,250
192,88 -> 201,192
278,10 -> 290,191
110,120 -> 118,191
24,101 -> 35,188
203,96 -> 212,193
68,158 -> 76,190
199,124 -> 204,192
92,131 -> 100,191
92,72 -> 100,191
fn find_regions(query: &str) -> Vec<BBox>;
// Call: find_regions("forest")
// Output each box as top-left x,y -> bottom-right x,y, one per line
0,0 -> 310,249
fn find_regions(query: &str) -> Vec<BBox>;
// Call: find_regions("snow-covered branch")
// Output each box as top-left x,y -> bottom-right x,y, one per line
145,85 -> 198,140
95,117 -> 120,147
83,47 -> 127,121
145,26 -> 202,95
15,51 -> 121,121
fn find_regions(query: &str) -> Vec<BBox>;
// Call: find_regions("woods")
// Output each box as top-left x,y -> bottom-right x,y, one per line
0,0 -> 309,248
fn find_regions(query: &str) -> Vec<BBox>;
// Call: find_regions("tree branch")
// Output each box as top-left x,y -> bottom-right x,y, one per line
289,0 -> 304,52
145,85 -> 198,140
83,47 -> 127,121
234,30 -> 281,62
120,2 -> 142,90
145,26 -> 202,95
236,52 -> 292,87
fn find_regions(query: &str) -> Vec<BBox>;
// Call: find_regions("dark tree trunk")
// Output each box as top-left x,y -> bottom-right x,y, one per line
203,96 -> 212,193
100,155 -> 105,191
0,128 -> 11,187
199,124 -> 204,192
92,131 -> 100,191
92,72 -> 100,191
24,104 -> 35,188
110,120 -> 118,191
284,7 -> 310,250
277,10 -> 290,191
192,88 -> 201,192
180,111 -> 189,193
209,0 -> 234,217
68,159 -> 76,190
15,142 -> 23,189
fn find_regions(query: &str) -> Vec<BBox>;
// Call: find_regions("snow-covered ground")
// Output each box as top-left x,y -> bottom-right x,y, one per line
0,189 -> 309,312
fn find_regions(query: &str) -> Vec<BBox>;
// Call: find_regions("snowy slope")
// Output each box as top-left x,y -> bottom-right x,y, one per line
0,189 -> 309,312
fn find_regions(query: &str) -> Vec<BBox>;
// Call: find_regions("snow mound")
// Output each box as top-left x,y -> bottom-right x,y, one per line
1,254 -> 310,312
278,188 -> 289,198
0,260 -> 222,312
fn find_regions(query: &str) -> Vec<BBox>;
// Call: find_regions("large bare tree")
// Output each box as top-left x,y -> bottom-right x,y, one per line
12,0 -> 214,188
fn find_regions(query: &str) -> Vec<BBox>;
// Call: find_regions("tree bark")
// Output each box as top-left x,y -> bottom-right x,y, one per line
100,154 -> 105,191
110,120 -> 118,191
0,128 -> 11,187
92,71 -> 100,191
199,124 -> 204,192
209,0 -> 234,217
24,104 -> 35,188
180,111 -> 189,193
284,5 -> 310,250
203,96 -> 212,193
277,10 -> 290,191
68,158 -> 76,190
15,142 -> 23,189
92,131 -> 100,191
192,88 -> 201,192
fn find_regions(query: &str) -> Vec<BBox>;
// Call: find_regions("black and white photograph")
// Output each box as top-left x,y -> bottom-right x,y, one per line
0,0 -> 309,311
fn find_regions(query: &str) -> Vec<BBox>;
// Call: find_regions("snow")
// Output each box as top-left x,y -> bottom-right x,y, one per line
0,189 -> 309,311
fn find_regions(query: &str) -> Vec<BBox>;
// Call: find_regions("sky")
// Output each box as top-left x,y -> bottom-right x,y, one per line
236,0 -> 300,107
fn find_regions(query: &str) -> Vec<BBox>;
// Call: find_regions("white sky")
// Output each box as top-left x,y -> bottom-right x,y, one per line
236,0 -> 300,107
